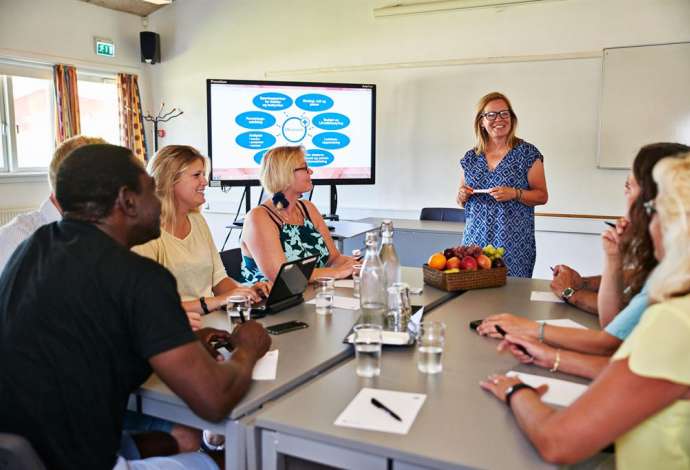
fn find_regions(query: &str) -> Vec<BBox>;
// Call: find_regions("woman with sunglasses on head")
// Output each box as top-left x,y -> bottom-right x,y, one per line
133,145 -> 269,330
480,153 -> 690,469
240,145 -> 358,283
457,92 -> 548,277
475,143 -> 690,380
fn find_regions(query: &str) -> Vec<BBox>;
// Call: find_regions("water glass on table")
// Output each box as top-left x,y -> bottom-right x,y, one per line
352,264 -> 362,299
314,277 -> 335,314
353,323 -> 382,378
387,282 -> 411,330
417,320 -> 446,374
226,295 -> 251,328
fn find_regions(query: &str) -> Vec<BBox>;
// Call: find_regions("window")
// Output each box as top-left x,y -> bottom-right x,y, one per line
11,76 -> 53,169
78,74 -> 120,146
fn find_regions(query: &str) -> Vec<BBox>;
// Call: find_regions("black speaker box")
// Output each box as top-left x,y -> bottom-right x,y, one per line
140,31 -> 161,64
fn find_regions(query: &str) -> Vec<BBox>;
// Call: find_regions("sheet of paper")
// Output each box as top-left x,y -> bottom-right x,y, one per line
335,279 -> 354,288
307,295 -> 360,310
334,387 -> 426,434
252,350 -> 279,380
530,291 -> 563,303
472,188 -> 492,194
506,371 -> 588,407
346,331 -> 410,345
538,318 -> 587,329
407,306 -> 424,335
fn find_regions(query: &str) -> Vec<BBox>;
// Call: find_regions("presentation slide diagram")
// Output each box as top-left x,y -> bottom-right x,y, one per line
210,83 -> 373,181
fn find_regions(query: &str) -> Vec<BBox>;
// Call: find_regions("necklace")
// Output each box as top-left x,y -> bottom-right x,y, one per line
277,206 -> 303,225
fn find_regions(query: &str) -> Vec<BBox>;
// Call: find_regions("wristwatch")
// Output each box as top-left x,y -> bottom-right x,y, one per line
504,382 -> 536,408
561,287 -> 576,303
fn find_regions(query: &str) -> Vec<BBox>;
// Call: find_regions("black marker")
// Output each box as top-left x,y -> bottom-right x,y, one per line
494,324 -> 532,357
370,398 -> 402,422
604,221 -> 616,228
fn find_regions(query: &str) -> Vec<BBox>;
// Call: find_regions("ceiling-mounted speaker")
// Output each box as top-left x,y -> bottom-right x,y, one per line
140,31 -> 161,64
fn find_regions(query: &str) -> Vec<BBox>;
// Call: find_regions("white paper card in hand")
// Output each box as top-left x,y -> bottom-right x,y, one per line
252,350 -> 279,380
335,279 -> 354,288
307,295 -> 360,310
335,387 -> 426,434
506,371 -> 587,407
472,188 -> 491,194
530,291 -> 563,303
538,318 -> 587,329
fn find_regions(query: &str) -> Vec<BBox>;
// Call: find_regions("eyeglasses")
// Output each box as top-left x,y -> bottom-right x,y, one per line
293,165 -> 310,173
643,199 -> 657,217
481,110 -> 511,121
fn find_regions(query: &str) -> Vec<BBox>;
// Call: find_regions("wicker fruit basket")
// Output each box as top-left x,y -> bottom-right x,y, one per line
423,264 -> 507,291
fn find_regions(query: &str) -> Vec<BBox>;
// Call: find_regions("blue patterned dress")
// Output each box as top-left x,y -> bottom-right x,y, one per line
460,140 -> 543,277
241,200 -> 331,283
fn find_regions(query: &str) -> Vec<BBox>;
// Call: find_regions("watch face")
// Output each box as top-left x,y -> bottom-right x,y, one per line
562,287 -> 575,299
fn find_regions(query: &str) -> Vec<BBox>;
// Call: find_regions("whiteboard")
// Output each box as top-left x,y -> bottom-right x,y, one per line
598,42 -> 690,169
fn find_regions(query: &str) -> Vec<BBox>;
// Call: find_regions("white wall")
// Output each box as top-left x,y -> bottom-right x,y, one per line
144,0 -> 690,218
0,0 -> 147,208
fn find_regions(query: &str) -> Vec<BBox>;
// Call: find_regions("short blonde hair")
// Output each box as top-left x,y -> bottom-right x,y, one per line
260,146 -> 305,195
147,145 -> 207,231
473,92 -> 519,155
49,135 -> 107,190
647,153 -> 690,301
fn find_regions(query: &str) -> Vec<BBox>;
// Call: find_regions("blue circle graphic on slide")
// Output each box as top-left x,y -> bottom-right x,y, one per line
253,149 -> 268,164
312,112 -> 350,130
282,117 -> 308,143
304,149 -> 334,167
312,132 -> 350,149
295,94 -> 333,112
253,93 -> 293,111
235,111 -> 276,129
236,131 -> 277,150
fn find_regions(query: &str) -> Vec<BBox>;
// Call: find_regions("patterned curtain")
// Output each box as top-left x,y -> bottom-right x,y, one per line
52,64 -> 81,144
116,73 -> 148,161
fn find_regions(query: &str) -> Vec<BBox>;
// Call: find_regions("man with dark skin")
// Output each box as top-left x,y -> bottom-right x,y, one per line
0,144 -> 270,469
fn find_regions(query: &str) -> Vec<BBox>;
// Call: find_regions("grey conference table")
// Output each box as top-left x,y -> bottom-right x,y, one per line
254,278 -> 601,470
132,268 -> 459,470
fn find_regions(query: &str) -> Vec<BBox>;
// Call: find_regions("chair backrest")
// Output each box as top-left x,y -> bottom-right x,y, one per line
419,207 -> 465,223
0,434 -> 46,470
220,247 -> 244,282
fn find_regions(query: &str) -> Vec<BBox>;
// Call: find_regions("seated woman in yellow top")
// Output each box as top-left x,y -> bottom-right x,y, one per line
480,153 -> 690,469
133,145 -> 268,329
241,146 -> 357,283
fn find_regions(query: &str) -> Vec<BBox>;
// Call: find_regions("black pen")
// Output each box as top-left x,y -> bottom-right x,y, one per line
370,398 -> 402,422
494,324 -> 532,357
604,221 -> 616,228
238,309 -> 246,323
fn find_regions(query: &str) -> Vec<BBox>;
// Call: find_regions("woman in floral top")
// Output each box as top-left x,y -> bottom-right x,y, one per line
241,146 -> 358,283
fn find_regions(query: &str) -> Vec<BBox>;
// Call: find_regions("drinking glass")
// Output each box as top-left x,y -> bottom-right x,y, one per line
386,282 -> 411,330
417,321 -> 446,374
226,295 -> 251,328
314,277 -> 335,314
352,264 -> 363,298
353,323 -> 382,378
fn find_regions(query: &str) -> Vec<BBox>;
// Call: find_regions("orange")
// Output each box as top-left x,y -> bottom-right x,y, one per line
427,252 -> 447,270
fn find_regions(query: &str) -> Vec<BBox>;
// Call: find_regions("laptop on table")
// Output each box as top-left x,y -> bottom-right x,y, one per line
251,255 -> 318,316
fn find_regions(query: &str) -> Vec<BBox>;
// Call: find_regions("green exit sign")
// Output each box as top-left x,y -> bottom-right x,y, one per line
95,38 -> 115,58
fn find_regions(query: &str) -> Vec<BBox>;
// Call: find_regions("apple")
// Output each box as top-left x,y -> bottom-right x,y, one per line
460,256 -> 478,271
446,256 -> 461,270
476,254 -> 492,270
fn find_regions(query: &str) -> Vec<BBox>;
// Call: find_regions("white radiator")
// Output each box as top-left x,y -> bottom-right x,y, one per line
0,208 -> 34,226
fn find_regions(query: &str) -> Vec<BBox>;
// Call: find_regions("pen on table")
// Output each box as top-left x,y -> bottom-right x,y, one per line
604,221 -> 616,228
494,324 -> 532,357
370,397 -> 402,422
238,309 -> 246,323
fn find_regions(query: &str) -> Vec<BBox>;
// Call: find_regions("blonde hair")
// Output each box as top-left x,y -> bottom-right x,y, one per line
147,145 -> 207,231
49,135 -> 107,190
473,92 -> 520,155
647,153 -> 690,302
260,146 -> 305,195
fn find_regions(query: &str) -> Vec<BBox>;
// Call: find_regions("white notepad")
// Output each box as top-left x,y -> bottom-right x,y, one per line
334,279 -> 355,288
530,291 -> 563,303
335,388 -> 426,434
506,371 -> 588,407
252,349 -> 279,380
538,318 -> 587,329
307,295 -> 360,310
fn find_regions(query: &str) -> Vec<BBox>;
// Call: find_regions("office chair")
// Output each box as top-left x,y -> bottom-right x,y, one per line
419,207 -> 465,223
0,434 -> 46,470
220,247 -> 244,283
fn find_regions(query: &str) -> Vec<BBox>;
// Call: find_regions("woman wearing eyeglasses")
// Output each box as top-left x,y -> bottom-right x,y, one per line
457,92 -> 548,277
240,145 -> 358,283
481,153 -> 690,469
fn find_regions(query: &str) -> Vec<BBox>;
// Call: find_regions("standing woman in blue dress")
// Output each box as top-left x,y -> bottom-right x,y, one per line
457,92 -> 549,277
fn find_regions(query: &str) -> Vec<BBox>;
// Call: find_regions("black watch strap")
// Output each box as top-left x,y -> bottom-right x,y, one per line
199,296 -> 210,315
505,383 -> 536,408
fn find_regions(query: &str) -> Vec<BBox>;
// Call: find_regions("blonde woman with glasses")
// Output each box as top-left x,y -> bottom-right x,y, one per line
133,145 -> 269,330
480,153 -> 690,469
